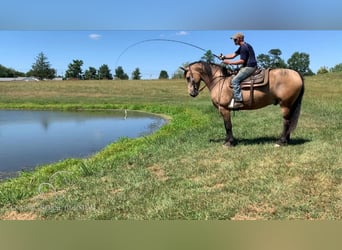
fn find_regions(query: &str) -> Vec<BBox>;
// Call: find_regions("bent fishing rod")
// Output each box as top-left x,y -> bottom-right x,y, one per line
114,38 -> 222,67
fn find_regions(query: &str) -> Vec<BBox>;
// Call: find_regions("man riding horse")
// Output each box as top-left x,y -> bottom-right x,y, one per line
220,32 -> 257,109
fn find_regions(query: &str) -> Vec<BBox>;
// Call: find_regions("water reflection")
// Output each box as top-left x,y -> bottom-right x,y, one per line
0,110 -> 165,177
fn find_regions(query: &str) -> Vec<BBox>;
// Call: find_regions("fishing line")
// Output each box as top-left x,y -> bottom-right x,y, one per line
114,38 -> 219,68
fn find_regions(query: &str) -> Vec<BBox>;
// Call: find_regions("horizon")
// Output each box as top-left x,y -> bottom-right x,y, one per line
1,1 -> 341,79
1,30 -> 341,79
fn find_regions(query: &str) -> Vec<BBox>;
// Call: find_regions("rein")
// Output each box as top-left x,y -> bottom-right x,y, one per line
199,84 -> 207,93
188,62 -> 226,94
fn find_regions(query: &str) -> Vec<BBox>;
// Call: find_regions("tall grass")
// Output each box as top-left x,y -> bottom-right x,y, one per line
0,75 -> 341,220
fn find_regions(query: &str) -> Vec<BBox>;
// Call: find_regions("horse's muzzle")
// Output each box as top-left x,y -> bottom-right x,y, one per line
189,91 -> 198,97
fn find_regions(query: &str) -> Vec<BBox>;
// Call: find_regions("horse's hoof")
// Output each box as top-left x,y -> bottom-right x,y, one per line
223,142 -> 235,147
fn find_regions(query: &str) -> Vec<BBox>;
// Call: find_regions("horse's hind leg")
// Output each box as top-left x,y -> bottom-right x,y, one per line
276,106 -> 291,146
277,119 -> 290,146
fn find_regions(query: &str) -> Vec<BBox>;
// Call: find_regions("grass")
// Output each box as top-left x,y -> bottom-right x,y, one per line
0,75 -> 341,220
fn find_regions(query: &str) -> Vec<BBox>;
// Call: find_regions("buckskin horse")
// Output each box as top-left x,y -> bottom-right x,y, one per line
181,61 -> 304,147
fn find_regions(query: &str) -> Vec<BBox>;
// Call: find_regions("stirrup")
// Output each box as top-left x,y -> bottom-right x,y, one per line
228,99 -> 235,108
228,99 -> 244,109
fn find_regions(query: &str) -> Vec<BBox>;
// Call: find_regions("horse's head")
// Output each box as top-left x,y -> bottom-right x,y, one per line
180,64 -> 202,98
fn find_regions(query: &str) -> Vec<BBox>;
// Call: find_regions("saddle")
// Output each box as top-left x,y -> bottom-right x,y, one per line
229,68 -> 271,105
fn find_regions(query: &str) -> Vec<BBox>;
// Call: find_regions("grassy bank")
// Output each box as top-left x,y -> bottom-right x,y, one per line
0,75 -> 341,220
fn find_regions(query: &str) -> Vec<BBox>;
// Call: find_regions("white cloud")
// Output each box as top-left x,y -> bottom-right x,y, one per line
176,31 -> 189,36
89,34 -> 102,40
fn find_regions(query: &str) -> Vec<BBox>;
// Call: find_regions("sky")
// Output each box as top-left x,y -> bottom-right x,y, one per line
1,0 -> 341,79
1,30 -> 341,79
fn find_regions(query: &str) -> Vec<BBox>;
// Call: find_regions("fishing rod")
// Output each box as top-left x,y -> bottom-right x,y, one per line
114,38 -> 221,68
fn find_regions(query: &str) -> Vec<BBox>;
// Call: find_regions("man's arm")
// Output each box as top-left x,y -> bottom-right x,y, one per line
221,52 -> 245,65
223,52 -> 237,60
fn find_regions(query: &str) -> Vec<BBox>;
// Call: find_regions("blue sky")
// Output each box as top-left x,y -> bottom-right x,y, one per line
1,30 -> 341,79
0,0 -> 341,79
1,0 -> 341,30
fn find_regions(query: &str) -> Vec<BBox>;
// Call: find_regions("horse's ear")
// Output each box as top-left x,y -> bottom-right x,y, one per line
180,66 -> 187,72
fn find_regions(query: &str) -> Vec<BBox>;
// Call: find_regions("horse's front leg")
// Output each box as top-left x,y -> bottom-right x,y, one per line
219,107 -> 235,147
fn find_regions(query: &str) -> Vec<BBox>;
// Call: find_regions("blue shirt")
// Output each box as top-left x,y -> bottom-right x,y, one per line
235,42 -> 257,67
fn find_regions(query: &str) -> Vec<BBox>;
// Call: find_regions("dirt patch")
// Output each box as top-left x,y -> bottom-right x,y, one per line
110,188 -> 123,195
231,203 -> 277,220
147,164 -> 168,181
30,190 -> 67,202
1,211 -> 39,220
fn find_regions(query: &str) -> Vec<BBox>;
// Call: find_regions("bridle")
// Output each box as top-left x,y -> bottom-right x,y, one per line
187,62 -> 226,94
188,65 -> 207,94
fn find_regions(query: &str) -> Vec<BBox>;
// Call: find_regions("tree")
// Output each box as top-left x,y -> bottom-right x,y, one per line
84,67 -> 98,80
172,62 -> 190,79
268,49 -> 287,68
330,63 -> 342,73
287,52 -> 313,76
0,64 -> 25,77
65,59 -> 84,79
159,70 -> 169,79
257,49 -> 286,69
172,69 -> 184,79
98,64 -> 113,79
131,68 -> 141,80
28,52 -> 56,80
257,53 -> 272,68
317,66 -> 329,74
114,66 -> 129,80
201,50 -> 216,63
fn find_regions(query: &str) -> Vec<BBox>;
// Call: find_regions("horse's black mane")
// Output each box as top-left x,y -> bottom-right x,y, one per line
188,60 -> 230,77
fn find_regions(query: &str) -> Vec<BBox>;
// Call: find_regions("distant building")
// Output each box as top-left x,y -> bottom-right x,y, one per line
52,77 -> 63,81
0,77 -> 40,82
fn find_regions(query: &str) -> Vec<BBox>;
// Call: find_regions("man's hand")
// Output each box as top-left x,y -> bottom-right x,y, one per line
219,53 -> 225,61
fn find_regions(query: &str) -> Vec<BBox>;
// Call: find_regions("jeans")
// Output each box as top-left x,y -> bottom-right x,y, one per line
231,67 -> 256,101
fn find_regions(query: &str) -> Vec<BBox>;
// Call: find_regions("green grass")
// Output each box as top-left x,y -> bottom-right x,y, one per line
0,75 -> 341,220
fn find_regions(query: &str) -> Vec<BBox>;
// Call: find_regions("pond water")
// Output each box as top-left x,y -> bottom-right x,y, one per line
0,110 -> 165,178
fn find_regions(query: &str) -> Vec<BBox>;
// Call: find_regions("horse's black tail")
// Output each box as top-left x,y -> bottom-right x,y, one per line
287,76 -> 305,135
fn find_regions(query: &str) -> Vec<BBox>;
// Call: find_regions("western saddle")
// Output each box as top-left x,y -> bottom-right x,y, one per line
229,68 -> 271,105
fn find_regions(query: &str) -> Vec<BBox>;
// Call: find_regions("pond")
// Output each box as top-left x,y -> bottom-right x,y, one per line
0,110 -> 166,178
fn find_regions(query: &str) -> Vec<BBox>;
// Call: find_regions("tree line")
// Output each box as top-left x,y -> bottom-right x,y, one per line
1,50 -> 342,80
0,52 -> 170,80
201,49 -> 342,77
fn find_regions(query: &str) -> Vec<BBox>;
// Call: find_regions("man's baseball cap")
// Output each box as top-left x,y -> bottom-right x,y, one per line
231,32 -> 244,40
